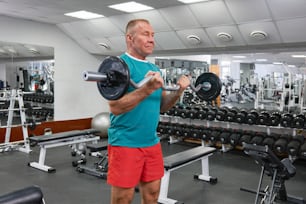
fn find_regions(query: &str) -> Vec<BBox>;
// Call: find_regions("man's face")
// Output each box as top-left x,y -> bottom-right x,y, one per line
127,21 -> 155,59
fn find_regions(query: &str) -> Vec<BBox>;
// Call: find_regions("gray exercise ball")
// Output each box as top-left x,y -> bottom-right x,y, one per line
91,112 -> 110,137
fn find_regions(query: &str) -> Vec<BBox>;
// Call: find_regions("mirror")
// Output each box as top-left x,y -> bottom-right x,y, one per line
0,41 -> 54,122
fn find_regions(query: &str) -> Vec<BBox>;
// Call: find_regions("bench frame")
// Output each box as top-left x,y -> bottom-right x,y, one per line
158,145 -> 217,204
28,130 -> 100,173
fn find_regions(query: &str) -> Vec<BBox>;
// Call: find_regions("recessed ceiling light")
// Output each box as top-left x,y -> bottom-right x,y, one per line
273,62 -> 283,65
255,59 -> 267,62
64,10 -> 104,20
217,32 -> 233,42
186,35 -> 201,45
288,65 -> 296,68
291,55 -> 306,58
232,60 -> 243,63
177,0 -> 210,3
108,1 -> 153,13
250,31 -> 268,40
233,55 -> 246,59
98,43 -> 110,50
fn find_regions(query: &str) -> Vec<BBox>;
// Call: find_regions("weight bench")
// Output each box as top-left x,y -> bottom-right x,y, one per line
0,186 -> 44,204
28,128 -> 100,173
241,143 -> 305,204
158,146 -> 217,204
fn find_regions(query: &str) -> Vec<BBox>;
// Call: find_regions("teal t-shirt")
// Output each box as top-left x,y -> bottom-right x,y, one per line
108,53 -> 162,147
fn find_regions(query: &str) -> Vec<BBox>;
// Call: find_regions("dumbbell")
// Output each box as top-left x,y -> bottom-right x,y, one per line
229,131 -> 242,147
235,109 -> 248,124
280,113 -> 294,128
219,129 -> 232,144
186,107 -> 199,119
200,127 -> 212,141
216,107 -> 228,121
292,114 -> 306,129
239,131 -> 254,146
287,135 -> 305,157
189,125 -> 202,139
274,134 -> 292,154
208,128 -> 221,143
246,109 -> 259,125
207,107 -> 218,121
225,107 -> 238,122
258,110 -> 270,126
270,111 -> 282,126
196,106 -> 209,120
300,141 -> 306,157
250,133 -> 264,145
72,158 -> 86,167
181,125 -> 191,138
262,133 -> 280,149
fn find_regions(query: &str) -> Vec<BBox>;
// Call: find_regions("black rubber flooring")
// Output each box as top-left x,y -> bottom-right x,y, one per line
0,139 -> 306,204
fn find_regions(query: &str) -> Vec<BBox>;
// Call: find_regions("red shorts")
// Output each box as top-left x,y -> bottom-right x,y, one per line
107,143 -> 164,188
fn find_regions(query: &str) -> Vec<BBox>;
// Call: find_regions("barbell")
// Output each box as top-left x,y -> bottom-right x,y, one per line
83,56 -> 222,101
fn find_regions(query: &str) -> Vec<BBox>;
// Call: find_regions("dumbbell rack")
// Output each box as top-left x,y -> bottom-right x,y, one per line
0,89 -> 31,153
159,114 -> 300,152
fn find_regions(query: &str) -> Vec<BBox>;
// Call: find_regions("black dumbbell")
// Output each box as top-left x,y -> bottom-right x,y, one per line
280,113 -> 294,127
274,134 -> 292,154
207,107 -> 218,121
262,133 -> 279,149
219,130 -> 232,144
292,114 -> 306,129
196,106 -> 209,120
235,109 -> 248,124
216,107 -> 228,121
239,131 -> 254,146
287,135 -> 305,157
258,111 -> 270,126
229,130 -> 242,147
72,158 -> 86,167
209,128 -> 221,143
300,141 -> 306,157
270,111 -> 282,126
250,133 -> 264,145
226,107 -> 238,122
246,109 -> 259,125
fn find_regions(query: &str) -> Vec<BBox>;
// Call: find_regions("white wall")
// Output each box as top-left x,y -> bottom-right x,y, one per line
0,16 -> 109,120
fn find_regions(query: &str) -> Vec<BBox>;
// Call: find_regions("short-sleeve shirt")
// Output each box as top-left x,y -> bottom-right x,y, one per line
108,53 -> 162,148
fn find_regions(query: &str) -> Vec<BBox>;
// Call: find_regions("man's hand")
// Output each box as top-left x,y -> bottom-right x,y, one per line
145,71 -> 164,91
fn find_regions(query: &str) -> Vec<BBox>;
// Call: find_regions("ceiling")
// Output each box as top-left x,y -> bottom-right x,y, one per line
1,0 -> 306,67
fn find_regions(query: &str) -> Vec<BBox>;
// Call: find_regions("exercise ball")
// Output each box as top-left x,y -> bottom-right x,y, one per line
91,112 -> 110,137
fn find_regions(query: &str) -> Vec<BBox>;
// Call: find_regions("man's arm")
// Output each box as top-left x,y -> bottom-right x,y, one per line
108,72 -> 164,115
160,75 -> 190,113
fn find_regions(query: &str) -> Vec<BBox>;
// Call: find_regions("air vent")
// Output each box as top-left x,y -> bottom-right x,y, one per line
98,43 -> 110,50
217,32 -> 233,42
186,35 -> 201,45
250,31 -> 267,40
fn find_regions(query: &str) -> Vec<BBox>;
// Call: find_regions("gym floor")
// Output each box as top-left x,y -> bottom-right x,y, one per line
1,138 -> 306,204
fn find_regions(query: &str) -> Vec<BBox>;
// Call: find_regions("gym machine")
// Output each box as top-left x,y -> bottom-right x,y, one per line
241,143 -> 305,204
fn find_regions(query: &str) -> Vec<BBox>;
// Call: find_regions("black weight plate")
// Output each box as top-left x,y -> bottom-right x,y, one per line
97,56 -> 130,100
195,72 -> 222,101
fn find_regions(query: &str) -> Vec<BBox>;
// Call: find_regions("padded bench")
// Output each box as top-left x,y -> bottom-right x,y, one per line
28,128 -> 100,172
158,146 -> 217,204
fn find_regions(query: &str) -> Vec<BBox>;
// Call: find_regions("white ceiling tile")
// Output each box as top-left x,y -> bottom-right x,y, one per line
205,26 -> 245,47
133,10 -> 172,32
239,21 -> 282,44
176,29 -> 214,48
276,17 -> 306,42
267,0 -> 306,20
154,31 -> 186,50
189,0 -> 235,27
108,14 -> 137,33
159,5 -> 200,30
225,0 -> 271,23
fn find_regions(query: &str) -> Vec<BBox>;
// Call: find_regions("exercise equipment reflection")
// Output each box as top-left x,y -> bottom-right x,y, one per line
83,56 -> 222,101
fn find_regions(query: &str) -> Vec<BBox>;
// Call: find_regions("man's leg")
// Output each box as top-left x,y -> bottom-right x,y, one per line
111,186 -> 135,204
139,179 -> 161,204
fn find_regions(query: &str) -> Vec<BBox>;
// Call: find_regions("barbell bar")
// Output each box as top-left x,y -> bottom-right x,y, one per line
83,56 -> 222,101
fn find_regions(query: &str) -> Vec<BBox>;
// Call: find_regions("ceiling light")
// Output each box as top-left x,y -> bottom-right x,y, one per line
217,32 -> 233,42
186,35 -> 201,45
64,10 -> 104,19
273,62 -> 283,65
0,48 -> 7,55
255,59 -> 268,62
221,61 -> 231,66
288,65 -> 296,68
232,60 -> 243,63
291,55 -> 306,58
233,55 -> 246,59
250,31 -> 268,40
108,1 -> 153,13
177,0 -> 210,3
